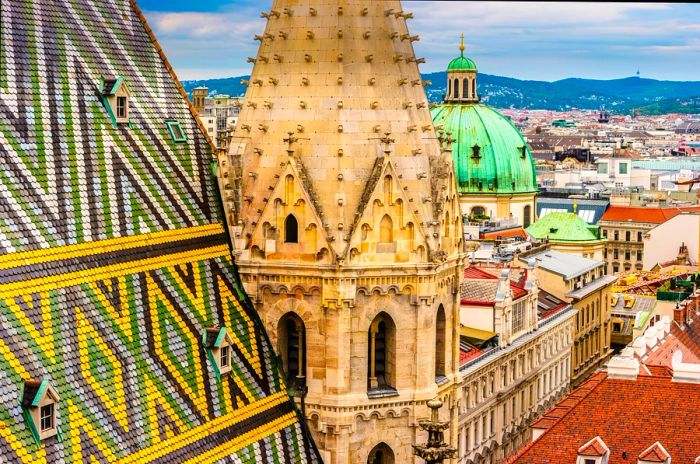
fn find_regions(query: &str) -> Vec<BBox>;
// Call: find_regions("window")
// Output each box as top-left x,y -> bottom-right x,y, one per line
613,322 -> 622,332
368,443 -> 395,464
279,313 -> 306,383
512,300 -> 526,333
619,162 -> 628,174
204,327 -> 234,378
166,120 -> 187,143
602,229 -> 608,238
463,79 -> 468,99
637,231 -> 642,242
613,265 -> 619,273
284,214 -> 298,243
636,250 -> 642,261
40,404 -> 54,432
219,345 -> 230,370
435,305 -> 446,379
471,144 -> 481,159
117,96 -> 127,119
597,163 -> 608,174
613,249 -> 619,259
454,78 -> 460,99
614,231 -> 619,241
368,313 -> 397,393
624,250 -> 630,261
523,205 -> 532,228
625,231 -> 630,241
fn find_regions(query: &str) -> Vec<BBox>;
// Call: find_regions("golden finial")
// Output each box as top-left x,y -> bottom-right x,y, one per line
459,33 -> 465,56
573,200 -> 578,214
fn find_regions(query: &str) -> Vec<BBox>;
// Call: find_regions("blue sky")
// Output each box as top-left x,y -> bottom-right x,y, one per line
138,1 -> 700,82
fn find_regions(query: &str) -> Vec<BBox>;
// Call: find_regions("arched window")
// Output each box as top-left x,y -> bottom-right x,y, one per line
444,212 -> 451,238
284,214 -> 298,243
277,313 -> 306,386
523,205 -> 532,228
379,214 -> 393,243
463,79 -> 468,99
285,175 -> 294,204
471,206 -> 486,220
368,312 -> 396,391
368,443 -> 395,464
435,305 -> 446,379
447,79 -> 452,99
454,78 -> 460,99
384,175 -> 393,205
470,77 -> 475,98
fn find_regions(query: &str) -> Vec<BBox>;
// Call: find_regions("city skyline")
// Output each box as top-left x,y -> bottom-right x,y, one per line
139,1 -> 700,82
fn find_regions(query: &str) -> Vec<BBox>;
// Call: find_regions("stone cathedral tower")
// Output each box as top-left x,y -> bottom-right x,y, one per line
221,2 -> 467,462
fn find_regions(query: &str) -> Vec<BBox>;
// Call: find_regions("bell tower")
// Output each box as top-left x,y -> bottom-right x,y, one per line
221,2 -> 467,463
445,34 -> 478,104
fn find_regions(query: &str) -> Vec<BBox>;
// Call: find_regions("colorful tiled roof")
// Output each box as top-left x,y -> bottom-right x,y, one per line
461,266 -> 528,304
599,206 -> 681,224
0,1 -> 318,462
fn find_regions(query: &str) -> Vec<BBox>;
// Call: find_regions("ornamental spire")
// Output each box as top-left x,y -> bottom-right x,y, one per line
459,33 -> 465,57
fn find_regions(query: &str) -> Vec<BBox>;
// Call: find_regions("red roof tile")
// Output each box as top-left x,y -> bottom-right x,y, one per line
507,373 -> 700,464
638,442 -> 670,462
463,266 -> 528,302
599,206 -> 681,224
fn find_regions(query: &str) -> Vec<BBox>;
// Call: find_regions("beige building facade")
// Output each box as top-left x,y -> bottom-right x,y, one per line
456,265 -> 576,463
221,2 -> 466,463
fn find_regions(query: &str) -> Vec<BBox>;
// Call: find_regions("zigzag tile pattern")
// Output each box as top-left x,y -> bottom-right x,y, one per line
0,0 -> 319,462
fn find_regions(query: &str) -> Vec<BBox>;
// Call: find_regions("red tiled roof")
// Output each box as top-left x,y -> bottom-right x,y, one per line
599,206 -> 681,224
645,315 -> 700,369
578,437 -> 608,456
638,442 -> 670,462
462,266 -> 528,303
506,372 -> 700,464
459,345 -> 484,365
480,227 -> 528,240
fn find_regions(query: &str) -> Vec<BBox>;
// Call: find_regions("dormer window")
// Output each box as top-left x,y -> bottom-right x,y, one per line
472,144 -> 481,159
576,436 -> 610,464
520,145 -> 527,159
100,75 -> 131,127
203,327 -> 235,379
21,379 -> 60,444
166,120 -> 187,143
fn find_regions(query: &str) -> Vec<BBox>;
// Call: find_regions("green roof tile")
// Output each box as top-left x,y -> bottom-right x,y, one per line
526,212 -> 603,242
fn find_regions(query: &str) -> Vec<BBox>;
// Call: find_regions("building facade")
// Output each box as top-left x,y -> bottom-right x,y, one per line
598,206 -> 681,274
456,265 -> 576,463
521,250 -> 614,385
222,2 -> 466,463
431,40 -> 538,227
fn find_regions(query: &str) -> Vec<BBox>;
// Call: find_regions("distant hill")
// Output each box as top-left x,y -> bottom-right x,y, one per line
182,73 -> 700,115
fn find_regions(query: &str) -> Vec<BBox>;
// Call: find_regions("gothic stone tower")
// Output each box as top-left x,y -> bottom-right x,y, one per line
222,1 -> 466,462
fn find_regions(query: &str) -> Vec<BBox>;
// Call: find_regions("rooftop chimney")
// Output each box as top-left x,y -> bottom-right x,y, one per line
632,336 -> 647,358
661,315 -> 671,334
673,302 -> 686,326
644,326 -> 658,350
637,441 -> 671,464
672,350 -> 700,384
495,269 -> 510,302
607,355 -> 640,380
524,258 -> 537,291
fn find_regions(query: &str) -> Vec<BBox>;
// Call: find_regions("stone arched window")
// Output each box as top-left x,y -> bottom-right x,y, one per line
454,78 -> 460,99
444,211 -> 451,238
447,79 -> 452,98
284,214 -> 298,243
379,214 -> 393,244
278,313 -> 306,386
435,305 -> 447,379
523,205 -> 532,228
368,442 -> 395,464
384,175 -> 393,205
462,79 -> 468,99
368,312 -> 396,391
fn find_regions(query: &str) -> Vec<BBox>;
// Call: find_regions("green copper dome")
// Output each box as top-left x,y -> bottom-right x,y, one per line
448,55 -> 477,71
430,104 -> 537,194
525,212 -> 602,242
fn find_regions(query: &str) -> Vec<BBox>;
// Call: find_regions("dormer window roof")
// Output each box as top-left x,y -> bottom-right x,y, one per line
21,379 -> 61,444
638,442 -> 671,464
203,327 -> 235,379
576,436 -> 610,464
100,75 -> 131,127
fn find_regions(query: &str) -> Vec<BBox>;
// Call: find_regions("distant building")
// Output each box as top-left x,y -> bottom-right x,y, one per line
609,293 -> 657,348
643,212 -> 699,270
536,197 -> 609,225
191,86 -> 240,152
598,206 -> 682,274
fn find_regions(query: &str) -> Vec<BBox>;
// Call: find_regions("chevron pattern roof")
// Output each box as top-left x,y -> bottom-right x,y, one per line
0,0 -> 319,462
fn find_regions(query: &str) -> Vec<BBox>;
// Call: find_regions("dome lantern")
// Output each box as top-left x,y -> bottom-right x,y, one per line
445,34 -> 478,103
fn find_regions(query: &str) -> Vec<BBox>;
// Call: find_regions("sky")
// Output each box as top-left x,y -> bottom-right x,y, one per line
138,1 -> 700,82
